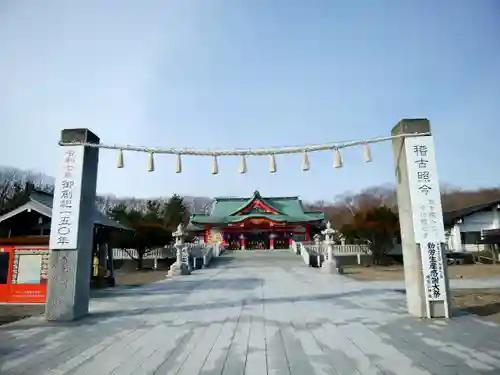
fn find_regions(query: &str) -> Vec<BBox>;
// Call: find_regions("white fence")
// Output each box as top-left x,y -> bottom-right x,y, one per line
300,243 -> 403,256
298,243 -> 310,265
113,243 -> 214,260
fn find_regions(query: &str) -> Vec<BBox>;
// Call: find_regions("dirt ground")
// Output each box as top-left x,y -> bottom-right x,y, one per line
114,269 -> 168,286
345,264 -> 500,322
344,264 -> 500,282
0,269 -> 168,326
452,288 -> 500,322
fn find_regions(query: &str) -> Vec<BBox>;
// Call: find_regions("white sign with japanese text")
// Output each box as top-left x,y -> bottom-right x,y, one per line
405,135 -> 448,304
49,146 -> 85,250
17,254 -> 43,284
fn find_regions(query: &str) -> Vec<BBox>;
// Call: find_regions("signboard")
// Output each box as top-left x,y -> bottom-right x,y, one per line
405,136 -> 448,307
49,146 -> 85,250
17,254 -> 43,284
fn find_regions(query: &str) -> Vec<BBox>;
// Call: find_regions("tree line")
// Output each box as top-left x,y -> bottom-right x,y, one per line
0,167 -> 192,268
1,166 -> 500,266
304,184 -> 500,263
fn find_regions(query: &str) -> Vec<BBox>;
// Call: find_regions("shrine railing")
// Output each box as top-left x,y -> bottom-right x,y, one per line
297,242 -> 310,266
299,243 -> 402,256
112,243 -> 217,260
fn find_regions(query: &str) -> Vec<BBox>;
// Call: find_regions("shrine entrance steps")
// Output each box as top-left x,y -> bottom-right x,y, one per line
212,249 -> 302,269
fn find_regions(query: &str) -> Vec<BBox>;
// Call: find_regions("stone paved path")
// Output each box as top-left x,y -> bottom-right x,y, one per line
1,251 -> 500,375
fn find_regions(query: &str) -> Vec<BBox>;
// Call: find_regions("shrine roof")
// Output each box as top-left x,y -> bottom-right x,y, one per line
0,190 -> 132,232
186,223 -> 204,232
443,199 -> 500,226
189,190 -> 324,226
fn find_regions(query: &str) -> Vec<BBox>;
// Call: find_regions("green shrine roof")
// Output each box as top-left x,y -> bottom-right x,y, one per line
187,190 -> 324,230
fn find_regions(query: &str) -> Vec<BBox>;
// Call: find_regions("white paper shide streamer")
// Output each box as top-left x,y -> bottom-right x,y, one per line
117,149 -> 124,168
363,143 -> 372,163
333,148 -> 342,168
239,155 -> 247,174
302,151 -> 310,171
175,154 -> 182,173
212,155 -> 219,175
269,154 -> 277,173
147,152 -> 155,172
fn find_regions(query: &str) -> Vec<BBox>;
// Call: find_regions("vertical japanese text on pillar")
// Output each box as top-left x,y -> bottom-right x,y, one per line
49,146 -> 84,250
405,136 -> 447,303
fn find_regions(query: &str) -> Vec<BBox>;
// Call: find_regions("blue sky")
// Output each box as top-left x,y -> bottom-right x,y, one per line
1,1 -> 499,202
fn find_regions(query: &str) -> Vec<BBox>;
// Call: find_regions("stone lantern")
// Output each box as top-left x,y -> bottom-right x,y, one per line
313,233 -> 321,245
168,223 -> 190,276
321,221 -> 338,273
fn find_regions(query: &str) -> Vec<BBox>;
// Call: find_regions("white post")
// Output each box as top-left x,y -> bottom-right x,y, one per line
357,253 -> 361,265
321,221 -> 338,273
493,205 -> 500,229
392,119 -> 451,318
452,224 -> 462,252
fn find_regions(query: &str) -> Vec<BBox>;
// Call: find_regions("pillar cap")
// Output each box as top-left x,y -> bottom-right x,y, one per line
391,118 -> 430,136
61,128 -> 100,144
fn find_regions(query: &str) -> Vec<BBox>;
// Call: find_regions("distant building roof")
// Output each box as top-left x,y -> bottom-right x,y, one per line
188,190 -> 324,228
443,200 -> 500,227
0,189 -> 132,232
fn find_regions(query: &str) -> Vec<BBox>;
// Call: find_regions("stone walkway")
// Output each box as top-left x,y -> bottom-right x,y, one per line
1,251 -> 500,375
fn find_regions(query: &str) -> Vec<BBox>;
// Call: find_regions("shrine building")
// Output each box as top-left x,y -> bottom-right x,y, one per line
187,190 -> 324,250
0,186 -> 131,304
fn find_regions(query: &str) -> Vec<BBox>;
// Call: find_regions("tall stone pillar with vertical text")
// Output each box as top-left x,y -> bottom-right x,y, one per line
392,119 -> 451,318
45,129 -> 99,321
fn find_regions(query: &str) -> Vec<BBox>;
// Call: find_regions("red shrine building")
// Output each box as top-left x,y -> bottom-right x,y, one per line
0,188 -> 130,304
187,191 -> 324,250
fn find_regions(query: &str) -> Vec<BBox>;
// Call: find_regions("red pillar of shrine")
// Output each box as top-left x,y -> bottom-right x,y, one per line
305,225 -> 311,242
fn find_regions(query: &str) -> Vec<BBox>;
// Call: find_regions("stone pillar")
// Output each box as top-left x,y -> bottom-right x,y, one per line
106,243 -> 115,286
46,128 -> 99,321
98,243 -> 107,278
392,119 -> 451,318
